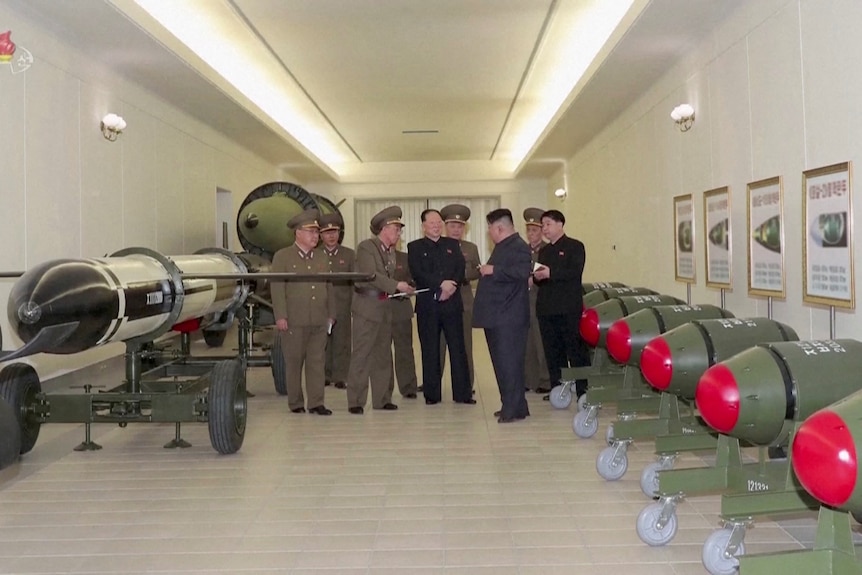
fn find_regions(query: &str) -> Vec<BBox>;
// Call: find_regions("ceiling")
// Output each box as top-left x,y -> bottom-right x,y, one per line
6,0 -> 745,184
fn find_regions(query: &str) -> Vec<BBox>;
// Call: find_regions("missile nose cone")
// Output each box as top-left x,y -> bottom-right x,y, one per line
606,320 -> 631,363
580,307 -> 600,347
641,337 -> 673,390
695,364 -> 740,433
792,410 -> 857,508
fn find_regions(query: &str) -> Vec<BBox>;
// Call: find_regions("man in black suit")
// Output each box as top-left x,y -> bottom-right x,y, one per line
407,209 -> 474,405
533,209 -> 590,399
473,209 -> 532,423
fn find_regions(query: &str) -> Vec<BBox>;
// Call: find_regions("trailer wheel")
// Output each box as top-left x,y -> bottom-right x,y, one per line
203,329 -> 227,348
0,398 -> 21,469
0,363 -> 42,454
270,333 -> 287,395
207,360 -> 246,454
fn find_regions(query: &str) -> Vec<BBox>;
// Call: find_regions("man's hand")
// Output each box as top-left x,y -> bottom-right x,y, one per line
396,281 -> 415,295
533,266 -> 550,280
438,279 -> 458,301
276,318 -> 289,332
479,264 -> 494,277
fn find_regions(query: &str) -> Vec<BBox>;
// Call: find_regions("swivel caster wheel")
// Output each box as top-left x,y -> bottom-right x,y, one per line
573,410 -> 598,438
640,459 -> 674,498
605,422 -> 615,446
596,446 -> 628,481
702,529 -> 745,575
549,385 -> 572,409
636,502 -> 678,546
577,393 -> 587,412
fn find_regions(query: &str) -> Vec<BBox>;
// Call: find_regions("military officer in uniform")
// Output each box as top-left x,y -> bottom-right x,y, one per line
319,213 -> 355,390
408,208 -> 474,405
523,207 -> 552,394
271,209 -> 335,415
391,249 -> 418,398
439,203 -> 481,389
346,206 -> 415,414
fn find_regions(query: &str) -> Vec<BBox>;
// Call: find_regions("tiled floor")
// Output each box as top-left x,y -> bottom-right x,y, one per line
0,329 -> 837,574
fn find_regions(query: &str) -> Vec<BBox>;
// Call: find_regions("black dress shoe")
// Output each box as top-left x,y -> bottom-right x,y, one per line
348,406 -> 364,414
404,393 -> 417,399
291,407 -> 306,414
493,410 -> 502,417
425,398 -> 439,405
309,405 -> 332,416
455,398 -> 477,405
334,382 -> 346,389
535,387 -> 551,394
380,403 -> 398,411
498,415 -> 526,423
542,394 -> 550,401
324,380 -> 332,387
417,385 -> 424,392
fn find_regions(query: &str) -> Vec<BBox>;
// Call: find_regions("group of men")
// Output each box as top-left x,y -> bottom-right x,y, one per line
269,202 -> 589,422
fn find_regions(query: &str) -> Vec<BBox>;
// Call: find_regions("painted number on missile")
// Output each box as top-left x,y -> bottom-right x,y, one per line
670,305 -> 702,312
147,292 -> 164,305
747,480 -> 769,492
717,318 -> 757,329
795,340 -> 847,356
633,296 -> 663,303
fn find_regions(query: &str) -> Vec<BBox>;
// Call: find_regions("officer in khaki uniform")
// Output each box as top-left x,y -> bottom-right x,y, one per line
523,207 -> 552,393
346,206 -> 415,414
439,204 -> 481,388
271,209 -> 336,415
391,249 -> 418,398
319,213 -> 355,389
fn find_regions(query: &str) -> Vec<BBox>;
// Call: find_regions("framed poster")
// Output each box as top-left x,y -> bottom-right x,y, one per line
747,176 -> 785,297
674,194 -> 695,282
704,187 -> 731,288
803,161 -> 854,308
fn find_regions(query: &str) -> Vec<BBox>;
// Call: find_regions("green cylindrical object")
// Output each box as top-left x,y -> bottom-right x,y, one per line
640,318 -> 798,399
606,304 -> 734,366
582,281 -> 627,295
582,287 -> 658,309
697,340 -> 862,445
580,294 -> 686,349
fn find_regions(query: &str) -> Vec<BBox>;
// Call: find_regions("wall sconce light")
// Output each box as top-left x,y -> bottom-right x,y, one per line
554,187 -> 567,199
670,104 -> 695,132
100,113 -> 127,141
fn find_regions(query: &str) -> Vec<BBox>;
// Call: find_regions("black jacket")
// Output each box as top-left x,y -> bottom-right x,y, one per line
407,236 -> 466,315
535,235 -> 586,316
472,233 -> 532,329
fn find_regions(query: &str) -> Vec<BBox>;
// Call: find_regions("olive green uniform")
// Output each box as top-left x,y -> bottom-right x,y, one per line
441,239 -> 480,386
391,250 -> 418,396
323,245 -> 355,385
525,240 -> 551,391
271,245 -> 335,411
347,237 -> 401,409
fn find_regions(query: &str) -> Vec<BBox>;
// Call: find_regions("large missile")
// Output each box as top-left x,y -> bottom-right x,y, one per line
605,304 -> 733,366
579,294 -> 685,349
639,318 -> 798,399
791,389 -> 862,514
5,247 -> 369,360
582,281 -> 626,295
696,340 -> 862,445
582,287 -> 658,309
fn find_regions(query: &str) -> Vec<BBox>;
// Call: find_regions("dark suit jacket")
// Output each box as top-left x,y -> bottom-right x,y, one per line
535,235 -> 586,316
472,233 -> 532,329
407,236 -> 466,316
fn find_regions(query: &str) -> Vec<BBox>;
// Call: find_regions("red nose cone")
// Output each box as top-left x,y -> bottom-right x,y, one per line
695,364 -> 740,434
792,410 -> 857,508
580,307 -> 600,347
606,320 -> 632,363
641,337 -> 673,390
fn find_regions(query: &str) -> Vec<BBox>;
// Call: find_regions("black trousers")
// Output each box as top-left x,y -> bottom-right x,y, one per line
538,312 -> 591,396
484,325 -> 529,419
416,309 -> 471,402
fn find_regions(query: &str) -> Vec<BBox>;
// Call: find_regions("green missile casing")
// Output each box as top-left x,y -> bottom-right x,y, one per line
582,286 -> 658,309
582,281 -> 626,295
585,295 -> 685,348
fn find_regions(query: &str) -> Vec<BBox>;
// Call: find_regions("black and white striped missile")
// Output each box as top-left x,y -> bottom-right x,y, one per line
4,246 -> 371,359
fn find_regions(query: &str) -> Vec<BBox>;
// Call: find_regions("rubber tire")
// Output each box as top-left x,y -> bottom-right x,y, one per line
573,410 -> 598,438
636,502 -> 678,546
577,393 -> 588,412
640,461 -> 663,498
0,363 -> 42,454
203,329 -> 227,348
270,332 -> 287,395
596,445 -> 628,481
549,385 -> 572,409
702,529 -> 744,575
0,398 -> 21,469
605,422 -> 615,445
207,360 -> 247,455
